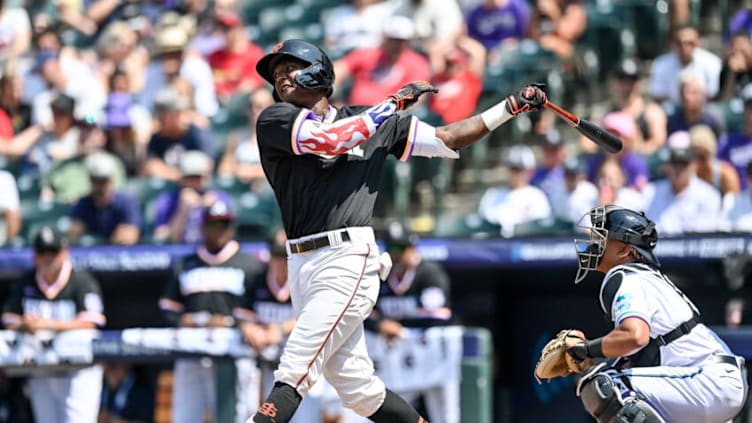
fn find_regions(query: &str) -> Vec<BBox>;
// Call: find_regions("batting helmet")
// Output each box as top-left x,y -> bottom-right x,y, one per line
256,39 -> 335,94
574,205 -> 659,284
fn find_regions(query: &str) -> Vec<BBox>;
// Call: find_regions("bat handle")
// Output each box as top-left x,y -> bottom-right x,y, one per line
543,100 -> 580,126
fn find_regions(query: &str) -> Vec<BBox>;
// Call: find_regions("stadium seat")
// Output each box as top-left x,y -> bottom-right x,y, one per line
233,191 -> 282,241
21,199 -> 71,244
433,213 -> 501,239
511,217 -> 575,238
241,0 -> 282,26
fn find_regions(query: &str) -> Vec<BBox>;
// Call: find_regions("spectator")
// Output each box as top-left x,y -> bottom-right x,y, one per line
643,134 -> 722,235
141,22 -> 219,120
530,129 -> 566,199
427,35 -> 485,125
719,87 -> 752,189
666,71 -> 724,136
727,6 -> 752,42
391,0 -> 464,47
1,226 -> 106,423
366,221 -> 458,423
218,88 -> 274,189
144,87 -> 212,182
649,23 -> 722,103
722,162 -> 752,231
323,0 -> 393,59
478,145 -> 552,237
718,31 -> 752,100
94,20 -> 149,100
158,199 -> 262,423
103,89 -> 146,177
207,11 -> 265,103
527,0 -> 587,60
333,16 -> 431,106
152,150 -> 232,244
0,62 -> 32,136
98,363 -> 155,423
68,152 -> 141,246
0,170 -> 20,245
586,111 -> 650,191
549,156 -> 598,224
689,124 -> 740,197
465,0 -> 530,52
595,159 -> 645,210
587,58 -> 667,156
0,0 -> 31,58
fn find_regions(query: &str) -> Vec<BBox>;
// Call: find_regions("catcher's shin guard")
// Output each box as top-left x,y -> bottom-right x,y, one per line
579,375 -> 665,423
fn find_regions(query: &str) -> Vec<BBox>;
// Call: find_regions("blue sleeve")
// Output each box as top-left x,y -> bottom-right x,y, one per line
153,192 -> 175,227
121,194 -> 142,227
69,198 -> 88,223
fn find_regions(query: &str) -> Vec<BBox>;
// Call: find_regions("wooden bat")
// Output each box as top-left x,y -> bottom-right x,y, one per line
543,100 -> 623,153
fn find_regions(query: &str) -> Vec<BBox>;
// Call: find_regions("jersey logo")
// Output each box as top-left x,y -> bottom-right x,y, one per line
257,402 -> 278,417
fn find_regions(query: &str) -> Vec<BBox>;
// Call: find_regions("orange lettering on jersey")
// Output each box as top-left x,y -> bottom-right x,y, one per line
258,402 -> 278,417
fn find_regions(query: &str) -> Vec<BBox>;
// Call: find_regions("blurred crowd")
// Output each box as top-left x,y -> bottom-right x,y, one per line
0,0 -> 749,247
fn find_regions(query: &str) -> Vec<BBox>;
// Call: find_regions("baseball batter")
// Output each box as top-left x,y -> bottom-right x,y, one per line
566,205 -> 748,423
249,38 -> 546,423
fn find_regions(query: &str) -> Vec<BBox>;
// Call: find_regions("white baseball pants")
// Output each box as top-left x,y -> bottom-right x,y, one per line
28,364 -> 103,423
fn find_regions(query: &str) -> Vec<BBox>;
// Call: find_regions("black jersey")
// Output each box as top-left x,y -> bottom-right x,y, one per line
242,270 -> 294,325
256,103 -> 415,238
160,244 -> 261,318
374,260 -> 452,327
2,262 -> 106,327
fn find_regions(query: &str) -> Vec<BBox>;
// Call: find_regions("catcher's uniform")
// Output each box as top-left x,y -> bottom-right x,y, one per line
159,241 -> 262,423
1,260 -> 106,423
368,258 -> 458,423
598,262 -> 747,423
256,100 -> 448,417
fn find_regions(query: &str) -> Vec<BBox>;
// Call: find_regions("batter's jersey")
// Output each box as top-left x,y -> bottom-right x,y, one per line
239,270 -> 294,325
1,262 -> 106,327
160,244 -> 262,318
600,262 -> 732,367
373,260 -> 453,327
256,103 -> 417,239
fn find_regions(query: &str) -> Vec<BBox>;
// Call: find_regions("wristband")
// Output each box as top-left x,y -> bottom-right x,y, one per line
480,99 -> 514,131
585,338 -> 605,358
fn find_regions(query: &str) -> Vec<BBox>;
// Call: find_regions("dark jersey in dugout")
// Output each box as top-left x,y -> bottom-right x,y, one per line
256,102 -> 416,239
375,260 -> 452,327
163,250 -> 261,317
243,270 -> 294,325
3,268 -> 104,323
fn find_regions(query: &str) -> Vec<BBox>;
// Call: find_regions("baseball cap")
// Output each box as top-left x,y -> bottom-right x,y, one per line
216,11 -> 242,28
33,226 -> 68,252
104,92 -> 133,129
614,58 -> 640,79
665,130 -> 695,163
179,150 -> 212,176
563,156 -> 585,174
383,15 -> 415,40
202,199 -> 235,223
32,49 -> 59,73
536,128 -> 563,148
154,25 -> 189,55
602,111 -> 637,140
85,151 -> 118,179
503,145 -> 536,170
153,87 -> 189,113
383,221 -> 417,251
50,93 -> 76,114
688,124 -> 717,155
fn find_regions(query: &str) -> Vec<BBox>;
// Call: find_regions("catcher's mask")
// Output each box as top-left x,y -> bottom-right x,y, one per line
255,39 -> 335,101
573,205 -> 659,284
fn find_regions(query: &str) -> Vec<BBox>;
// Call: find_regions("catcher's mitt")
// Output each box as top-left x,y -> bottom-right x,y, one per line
534,329 -> 591,383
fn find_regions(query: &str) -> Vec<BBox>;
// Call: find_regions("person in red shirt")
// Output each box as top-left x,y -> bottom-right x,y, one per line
333,15 -> 431,106
207,12 -> 265,102
428,35 -> 486,124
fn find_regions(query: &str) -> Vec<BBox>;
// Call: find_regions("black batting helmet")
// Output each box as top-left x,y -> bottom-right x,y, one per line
574,205 -> 659,284
256,39 -> 335,94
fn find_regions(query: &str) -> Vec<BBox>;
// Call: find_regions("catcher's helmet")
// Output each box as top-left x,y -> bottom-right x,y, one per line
256,39 -> 334,94
574,205 -> 659,284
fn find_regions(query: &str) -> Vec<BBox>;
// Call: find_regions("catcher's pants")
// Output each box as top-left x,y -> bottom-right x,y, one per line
275,227 -> 386,417
28,364 -> 102,423
609,355 -> 747,423
173,357 -> 260,423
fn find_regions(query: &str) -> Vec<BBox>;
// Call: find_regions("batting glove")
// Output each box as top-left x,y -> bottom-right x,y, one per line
505,83 -> 547,116
389,81 -> 439,111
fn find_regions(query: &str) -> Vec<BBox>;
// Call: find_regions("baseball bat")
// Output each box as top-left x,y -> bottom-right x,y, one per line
543,100 -> 623,153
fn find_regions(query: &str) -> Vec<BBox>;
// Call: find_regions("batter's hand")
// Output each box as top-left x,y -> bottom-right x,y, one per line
389,81 -> 439,111
505,83 -> 547,116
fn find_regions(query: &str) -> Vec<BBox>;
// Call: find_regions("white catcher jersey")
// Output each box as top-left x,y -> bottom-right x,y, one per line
600,263 -> 732,367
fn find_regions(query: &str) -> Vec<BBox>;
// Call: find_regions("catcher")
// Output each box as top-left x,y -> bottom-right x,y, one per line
534,205 -> 747,423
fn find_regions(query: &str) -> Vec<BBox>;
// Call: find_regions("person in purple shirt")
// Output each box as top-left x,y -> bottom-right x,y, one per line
68,152 -> 142,245
530,129 -> 567,198
586,111 -> 650,190
719,95 -> 752,189
465,0 -> 530,51
152,150 -> 233,244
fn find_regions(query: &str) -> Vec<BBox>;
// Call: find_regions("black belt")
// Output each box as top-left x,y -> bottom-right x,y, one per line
714,354 -> 745,369
288,231 -> 350,254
